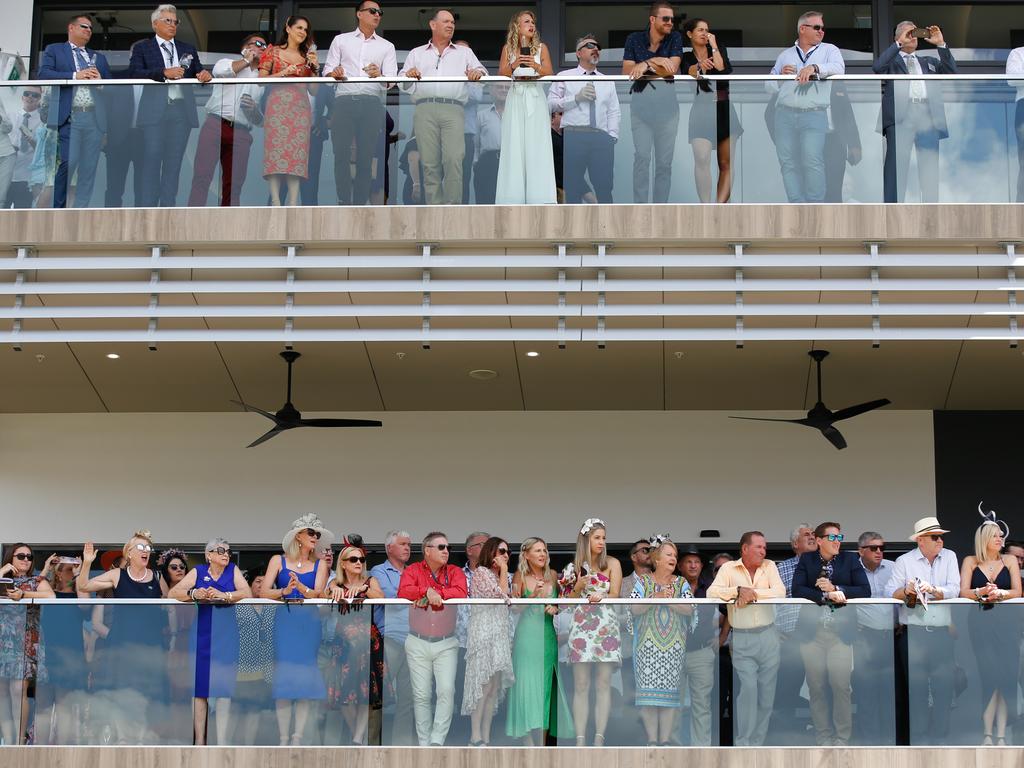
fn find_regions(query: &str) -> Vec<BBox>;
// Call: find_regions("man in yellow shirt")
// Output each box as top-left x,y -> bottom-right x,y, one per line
708,530 -> 786,745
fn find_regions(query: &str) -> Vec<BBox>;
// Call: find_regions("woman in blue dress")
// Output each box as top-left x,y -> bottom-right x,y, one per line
260,514 -> 332,745
169,538 -> 251,744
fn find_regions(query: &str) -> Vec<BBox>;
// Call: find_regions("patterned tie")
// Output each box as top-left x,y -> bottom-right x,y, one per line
19,113 -> 31,154
161,41 -> 175,66
906,53 -> 926,100
588,72 -> 596,129
74,46 -> 90,71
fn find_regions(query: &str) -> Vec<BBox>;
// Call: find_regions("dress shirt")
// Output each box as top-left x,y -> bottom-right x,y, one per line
1005,46 -> 1024,102
477,104 -> 502,153
884,547 -> 960,627
156,36 -> 185,101
902,53 -> 927,100
370,560 -> 409,642
399,41 -> 486,104
206,58 -> 261,127
398,560 -> 468,638
463,80 -> 485,134
323,29 -> 397,99
707,558 -> 786,629
622,29 -> 684,65
773,555 -> 800,633
769,42 -> 845,110
12,109 -> 42,182
857,558 -> 897,630
547,66 -> 621,140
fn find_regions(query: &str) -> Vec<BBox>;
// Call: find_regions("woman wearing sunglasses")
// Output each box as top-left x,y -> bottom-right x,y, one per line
325,544 -> 383,744
0,543 -> 54,744
461,537 -> 514,746
169,539 -> 252,744
261,514 -> 332,745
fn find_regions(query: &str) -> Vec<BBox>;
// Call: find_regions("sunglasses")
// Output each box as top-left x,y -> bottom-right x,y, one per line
426,543 -> 449,551
802,24 -> 825,31
167,563 -> 186,571
344,556 -> 366,563
578,42 -> 601,51
208,547 -> 231,556
860,545 -> 884,552
77,23 -> 93,31
250,40 -> 267,48
656,15 -> 674,23
925,534 -> 943,542
497,547 -> 509,555
23,91 -> 42,99
133,543 -> 153,552
158,18 -> 180,26
14,553 -> 33,561
305,528 -> 321,539
824,533 -> 844,542
634,546 -> 652,555
360,7 -> 384,16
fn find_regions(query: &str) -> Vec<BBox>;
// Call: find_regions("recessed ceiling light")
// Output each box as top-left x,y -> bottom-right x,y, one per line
526,351 -> 540,358
468,369 -> 498,380
106,353 -> 120,360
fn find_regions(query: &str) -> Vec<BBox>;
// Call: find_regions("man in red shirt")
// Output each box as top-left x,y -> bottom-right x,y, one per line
398,531 -> 468,745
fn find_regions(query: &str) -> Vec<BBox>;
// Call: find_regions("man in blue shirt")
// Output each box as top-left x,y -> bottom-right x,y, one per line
622,3 -> 683,203
768,11 -> 845,202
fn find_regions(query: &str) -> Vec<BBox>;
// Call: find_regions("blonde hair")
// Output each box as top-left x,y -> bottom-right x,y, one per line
122,529 -> 153,562
649,540 -> 678,570
517,537 -> 553,586
574,521 -> 608,575
505,10 -> 540,64
974,521 -> 1003,562
335,545 -> 367,585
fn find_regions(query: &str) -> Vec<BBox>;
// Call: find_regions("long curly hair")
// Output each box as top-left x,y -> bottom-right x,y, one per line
505,10 -> 540,64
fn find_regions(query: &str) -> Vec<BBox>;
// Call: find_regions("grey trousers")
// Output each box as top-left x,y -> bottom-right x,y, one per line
630,95 -> 679,203
382,635 -> 416,744
682,643 -> 716,746
731,626 -> 781,746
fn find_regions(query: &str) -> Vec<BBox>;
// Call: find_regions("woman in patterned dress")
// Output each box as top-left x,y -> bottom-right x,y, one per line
562,518 -> 622,746
461,537 -> 514,745
0,543 -> 54,744
259,16 -> 319,206
629,538 -> 692,745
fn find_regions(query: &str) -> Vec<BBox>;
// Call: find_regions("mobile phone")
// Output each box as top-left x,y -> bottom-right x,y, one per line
911,27 -> 931,38
0,579 -> 12,597
520,46 -> 531,56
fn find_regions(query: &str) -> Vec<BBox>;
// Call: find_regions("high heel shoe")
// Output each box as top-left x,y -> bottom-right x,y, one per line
593,733 -> 605,746
982,732 -> 993,746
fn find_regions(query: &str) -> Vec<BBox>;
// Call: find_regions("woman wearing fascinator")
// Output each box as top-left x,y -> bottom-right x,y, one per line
561,517 -> 622,745
958,506 -> 1022,746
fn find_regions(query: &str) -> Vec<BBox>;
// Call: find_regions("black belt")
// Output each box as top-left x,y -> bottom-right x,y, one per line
214,115 -> 250,131
418,97 -> 463,106
409,631 -> 454,642
732,624 -> 774,634
72,105 -> 94,112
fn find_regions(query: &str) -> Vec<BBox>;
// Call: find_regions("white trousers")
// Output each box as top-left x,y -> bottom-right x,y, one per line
405,634 -> 458,746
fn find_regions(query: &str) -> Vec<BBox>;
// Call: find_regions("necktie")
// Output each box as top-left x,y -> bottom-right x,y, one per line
906,54 -> 926,100
19,113 -> 30,154
588,72 -> 596,129
74,46 -> 90,71
161,41 -> 175,67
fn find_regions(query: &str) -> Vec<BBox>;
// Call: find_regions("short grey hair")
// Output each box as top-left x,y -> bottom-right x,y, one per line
575,33 -> 598,50
797,10 -> 823,32
384,530 -> 411,547
205,537 -> 229,552
894,20 -> 916,38
858,531 -> 885,547
152,4 -> 177,24
464,531 -> 490,547
422,531 -> 448,549
789,523 -> 812,544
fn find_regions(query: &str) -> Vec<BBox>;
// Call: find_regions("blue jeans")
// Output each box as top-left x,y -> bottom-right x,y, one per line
54,108 -> 104,209
773,107 -> 827,203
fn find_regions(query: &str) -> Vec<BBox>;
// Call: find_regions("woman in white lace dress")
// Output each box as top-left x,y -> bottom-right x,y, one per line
461,537 -> 515,745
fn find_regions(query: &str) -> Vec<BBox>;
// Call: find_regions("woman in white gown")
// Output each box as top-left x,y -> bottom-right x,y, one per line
495,11 -> 556,204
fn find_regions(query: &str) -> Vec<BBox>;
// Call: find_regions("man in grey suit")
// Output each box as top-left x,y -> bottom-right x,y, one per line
873,22 -> 956,203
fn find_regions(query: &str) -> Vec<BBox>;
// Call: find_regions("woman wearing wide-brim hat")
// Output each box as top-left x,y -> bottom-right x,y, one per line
261,513 -> 333,745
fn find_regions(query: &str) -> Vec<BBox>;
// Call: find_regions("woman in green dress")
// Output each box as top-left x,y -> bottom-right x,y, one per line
505,537 -> 575,745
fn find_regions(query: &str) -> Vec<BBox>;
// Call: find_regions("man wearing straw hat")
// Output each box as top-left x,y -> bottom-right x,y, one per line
885,516 -> 960,745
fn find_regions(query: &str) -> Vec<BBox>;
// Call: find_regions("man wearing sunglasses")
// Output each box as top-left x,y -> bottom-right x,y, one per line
792,522 -> 869,746
397,531 -> 467,745
767,11 -> 845,203
852,531 -> 896,745
37,13 -> 113,209
187,33 -> 267,207
548,34 -> 621,204
885,516 -> 959,744
5,87 -> 43,209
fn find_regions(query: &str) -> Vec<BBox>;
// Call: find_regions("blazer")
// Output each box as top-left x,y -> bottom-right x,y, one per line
127,36 -> 206,128
37,42 -> 112,132
792,549 -> 870,642
873,42 -> 957,138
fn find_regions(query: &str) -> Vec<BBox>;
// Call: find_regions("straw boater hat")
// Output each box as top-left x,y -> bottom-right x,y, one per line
908,516 -> 949,542
282,513 -> 334,552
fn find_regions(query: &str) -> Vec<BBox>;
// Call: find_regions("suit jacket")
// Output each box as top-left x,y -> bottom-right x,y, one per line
792,550 -> 870,642
37,42 -> 112,132
127,37 -> 206,128
873,42 -> 957,138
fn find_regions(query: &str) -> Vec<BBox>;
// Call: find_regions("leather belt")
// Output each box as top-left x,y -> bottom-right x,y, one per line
418,97 -> 463,106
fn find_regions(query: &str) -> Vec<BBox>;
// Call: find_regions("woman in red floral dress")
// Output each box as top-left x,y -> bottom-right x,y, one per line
259,16 -> 319,206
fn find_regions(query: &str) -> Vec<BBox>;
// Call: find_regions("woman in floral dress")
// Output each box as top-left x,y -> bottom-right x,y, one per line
259,15 -> 318,206
561,518 -> 622,745
462,537 -> 515,745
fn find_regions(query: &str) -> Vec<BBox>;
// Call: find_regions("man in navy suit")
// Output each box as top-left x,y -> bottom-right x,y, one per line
37,13 -> 112,209
792,522 -> 869,746
873,22 -> 957,203
128,4 -> 212,207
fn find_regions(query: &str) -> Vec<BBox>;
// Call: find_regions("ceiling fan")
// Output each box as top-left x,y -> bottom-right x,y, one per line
729,349 -> 891,450
232,350 -> 382,448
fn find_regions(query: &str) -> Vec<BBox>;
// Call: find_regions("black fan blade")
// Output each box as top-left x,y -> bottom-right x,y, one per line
246,426 -> 288,448
729,416 -> 808,424
829,398 -> 891,423
299,418 -> 383,428
231,399 -> 285,425
821,426 -> 848,450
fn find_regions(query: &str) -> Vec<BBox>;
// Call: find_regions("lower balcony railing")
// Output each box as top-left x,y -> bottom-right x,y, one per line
0,597 -> 1020,747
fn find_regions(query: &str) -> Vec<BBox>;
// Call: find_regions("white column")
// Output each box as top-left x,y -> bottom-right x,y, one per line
0,0 -> 35,78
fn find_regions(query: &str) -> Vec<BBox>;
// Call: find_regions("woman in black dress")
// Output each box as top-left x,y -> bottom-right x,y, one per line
681,19 -> 742,203
958,521 -> 1022,746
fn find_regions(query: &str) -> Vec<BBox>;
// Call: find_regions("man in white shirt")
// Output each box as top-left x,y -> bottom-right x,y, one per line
873,22 -> 957,203
853,531 -> 896,745
473,83 -> 507,204
187,33 -> 266,207
885,516 -> 960,745
325,0 -> 397,206
1004,47 -> 1024,202
768,11 -> 845,202
548,35 -> 620,204
6,86 -> 43,208
399,9 -> 486,205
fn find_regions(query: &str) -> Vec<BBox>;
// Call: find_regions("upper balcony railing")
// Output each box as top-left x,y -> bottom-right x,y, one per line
2,73 -> 1022,211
